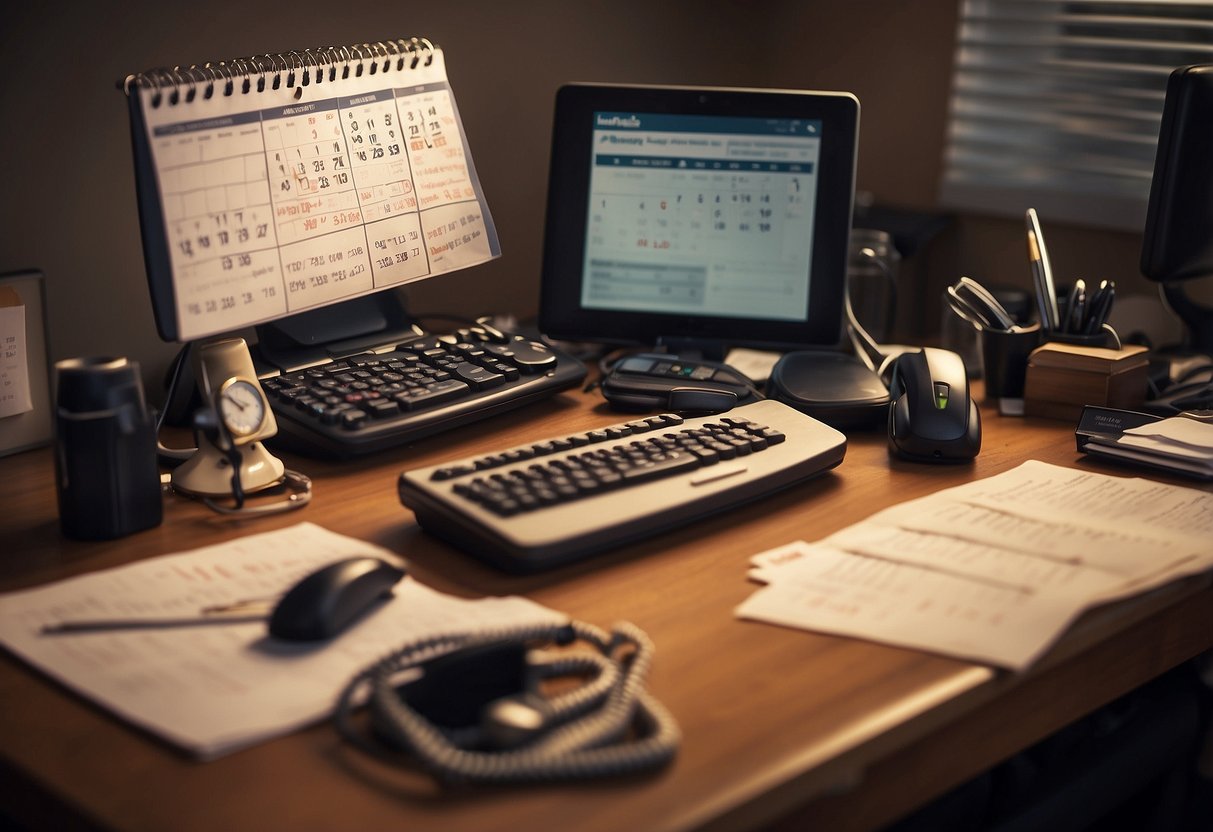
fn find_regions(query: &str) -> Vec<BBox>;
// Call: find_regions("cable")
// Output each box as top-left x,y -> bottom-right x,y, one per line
844,249 -> 899,382
335,619 -> 680,784
195,469 -> 312,516
172,408 -> 312,517
585,346 -> 632,392
157,344 -> 198,462
1144,362 -> 1213,415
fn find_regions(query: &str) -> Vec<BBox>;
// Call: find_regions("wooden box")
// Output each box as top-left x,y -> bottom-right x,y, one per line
1023,343 -> 1149,421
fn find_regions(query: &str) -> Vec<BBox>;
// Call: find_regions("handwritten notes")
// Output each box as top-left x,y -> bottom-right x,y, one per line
0,523 -> 564,758
0,299 -> 32,418
737,461 -> 1213,670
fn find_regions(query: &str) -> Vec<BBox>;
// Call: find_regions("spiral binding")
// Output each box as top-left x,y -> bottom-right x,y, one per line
122,37 -> 437,108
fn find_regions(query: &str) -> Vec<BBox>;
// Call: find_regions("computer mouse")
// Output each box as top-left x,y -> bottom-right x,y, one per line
268,556 -> 406,641
887,347 -> 981,463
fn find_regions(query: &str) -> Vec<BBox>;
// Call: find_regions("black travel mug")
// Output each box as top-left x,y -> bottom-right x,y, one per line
54,357 -> 162,539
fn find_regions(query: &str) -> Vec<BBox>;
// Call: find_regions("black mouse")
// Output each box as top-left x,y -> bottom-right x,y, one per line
887,347 -> 981,463
268,556 -> 406,641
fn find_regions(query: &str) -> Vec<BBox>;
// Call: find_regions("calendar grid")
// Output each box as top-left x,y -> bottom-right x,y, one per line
127,41 -> 500,342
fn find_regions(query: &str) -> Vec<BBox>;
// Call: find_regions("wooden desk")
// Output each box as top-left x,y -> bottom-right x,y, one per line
2,392 -> 1211,831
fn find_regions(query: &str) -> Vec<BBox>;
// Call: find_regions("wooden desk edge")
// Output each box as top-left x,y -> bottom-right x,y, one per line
698,574 -> 1213,832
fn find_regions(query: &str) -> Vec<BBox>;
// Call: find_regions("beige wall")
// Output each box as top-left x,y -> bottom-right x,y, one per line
0,0 -> 1157,399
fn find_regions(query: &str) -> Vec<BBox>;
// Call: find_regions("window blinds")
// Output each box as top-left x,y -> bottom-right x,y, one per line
940,0 -> 1213,231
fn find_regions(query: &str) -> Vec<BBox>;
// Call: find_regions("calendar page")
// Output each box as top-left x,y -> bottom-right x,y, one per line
582,112 -> 821,322
130,46 -> 499,342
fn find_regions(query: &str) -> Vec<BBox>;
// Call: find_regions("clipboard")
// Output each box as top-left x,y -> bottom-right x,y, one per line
0,270 -> 52,456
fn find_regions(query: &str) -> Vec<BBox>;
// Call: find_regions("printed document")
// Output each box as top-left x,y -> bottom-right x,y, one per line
737,460 -> 1213,670
0,523 -> 563,758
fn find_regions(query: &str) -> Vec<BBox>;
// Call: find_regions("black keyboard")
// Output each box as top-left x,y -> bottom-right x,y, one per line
260,327 -> 586,456
398,399 -> 847,571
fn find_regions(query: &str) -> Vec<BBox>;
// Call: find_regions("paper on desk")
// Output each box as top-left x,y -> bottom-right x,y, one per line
737,461 -> 1213,670
1115,434 -> 1213,464
739,542 -> 1088,669
1107,417 -> 1213,476
0,523 -> 565,759
861,464 -> 1213,584
723,347 -> 781,383
1124,416 -> 1213,452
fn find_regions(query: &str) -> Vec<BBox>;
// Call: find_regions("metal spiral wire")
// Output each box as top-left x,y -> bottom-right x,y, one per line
122,37 -> 437,107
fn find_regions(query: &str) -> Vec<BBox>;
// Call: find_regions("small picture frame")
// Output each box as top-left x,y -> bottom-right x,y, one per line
0,270 -> 53,456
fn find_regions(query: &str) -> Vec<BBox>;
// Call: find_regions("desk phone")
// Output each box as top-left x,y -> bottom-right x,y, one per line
600,353 -> 760,413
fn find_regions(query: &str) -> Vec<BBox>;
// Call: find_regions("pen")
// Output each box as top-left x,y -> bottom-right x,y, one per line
1085,279 -> 1115,334
1068,278 -> 1087,334
1027,230 -> 1051,330
41,614 -> 266,634
1080,279 -> 1103,334
1058,282 -> 1074,333
1026,209 -> 1060,330
40,599 -> 272,634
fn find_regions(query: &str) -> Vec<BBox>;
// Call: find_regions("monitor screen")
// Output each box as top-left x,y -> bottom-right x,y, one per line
540,84 -> 859,354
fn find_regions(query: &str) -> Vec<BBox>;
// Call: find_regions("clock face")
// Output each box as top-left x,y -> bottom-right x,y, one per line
217,378 -> 267,439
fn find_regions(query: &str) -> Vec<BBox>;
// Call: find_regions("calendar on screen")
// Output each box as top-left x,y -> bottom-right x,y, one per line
125,38 -> 499,342
538,84 -> 859,354
582,112 -> 821,322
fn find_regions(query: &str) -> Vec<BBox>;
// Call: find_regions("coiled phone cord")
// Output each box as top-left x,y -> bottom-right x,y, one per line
334,619 -> 681,783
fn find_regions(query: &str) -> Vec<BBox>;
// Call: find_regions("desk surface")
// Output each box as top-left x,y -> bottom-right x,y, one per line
2,390 -> 1212,832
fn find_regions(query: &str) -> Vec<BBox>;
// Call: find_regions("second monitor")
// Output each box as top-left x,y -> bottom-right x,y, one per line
539,83 -> 860,359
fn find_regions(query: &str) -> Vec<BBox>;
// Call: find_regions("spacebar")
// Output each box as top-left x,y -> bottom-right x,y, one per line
619,452 -> 702,485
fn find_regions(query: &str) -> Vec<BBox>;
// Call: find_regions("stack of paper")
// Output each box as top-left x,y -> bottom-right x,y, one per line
737,460 -> 1213,670
0,523 -> 565,758
1086,415 -> 1213,480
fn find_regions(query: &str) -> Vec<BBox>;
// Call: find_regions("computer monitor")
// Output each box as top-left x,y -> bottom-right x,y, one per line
539,84 -> 859,359
1141,64 -> 1213,357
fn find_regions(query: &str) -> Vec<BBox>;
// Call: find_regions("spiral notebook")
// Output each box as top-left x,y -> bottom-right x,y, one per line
124,38 -> 500,342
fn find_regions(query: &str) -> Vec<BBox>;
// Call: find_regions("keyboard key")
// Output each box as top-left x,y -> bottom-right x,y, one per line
341,410 -> 369,429
505,340 -> 558,373
363,399 -> 400,418
454,363 -> 505,389
619,450 -> 701,483
431,464 -> 476,481
393,380 -> 470,411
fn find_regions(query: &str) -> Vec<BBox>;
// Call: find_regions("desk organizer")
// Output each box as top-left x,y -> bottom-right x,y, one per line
1023,342 -> 1149,421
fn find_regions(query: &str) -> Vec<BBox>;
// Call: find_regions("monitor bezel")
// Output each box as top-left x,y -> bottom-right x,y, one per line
538,83 -> 859,353
1141,64 -> 1213,285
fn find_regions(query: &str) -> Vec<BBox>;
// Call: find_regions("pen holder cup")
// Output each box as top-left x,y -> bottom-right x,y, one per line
1041,324 -> 1121,351
980,323 -> 1042,401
